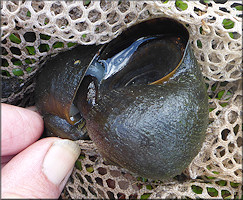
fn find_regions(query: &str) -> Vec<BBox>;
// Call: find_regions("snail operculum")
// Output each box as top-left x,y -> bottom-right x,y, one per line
78,31 -> 188,111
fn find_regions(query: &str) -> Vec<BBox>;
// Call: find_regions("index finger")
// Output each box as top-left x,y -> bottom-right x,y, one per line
1,103 -> 44,156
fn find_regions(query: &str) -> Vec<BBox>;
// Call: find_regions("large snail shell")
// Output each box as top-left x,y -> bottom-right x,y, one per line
35,17 -> 208,180
78,44 -> 208,180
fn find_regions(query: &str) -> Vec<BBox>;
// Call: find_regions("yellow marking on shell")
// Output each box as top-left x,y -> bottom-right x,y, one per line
149,59 -> 182,85
74,60 -> 81,65
150,43 -> 185,85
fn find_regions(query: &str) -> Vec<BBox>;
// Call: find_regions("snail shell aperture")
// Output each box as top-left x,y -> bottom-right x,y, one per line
35,17 -> 209,180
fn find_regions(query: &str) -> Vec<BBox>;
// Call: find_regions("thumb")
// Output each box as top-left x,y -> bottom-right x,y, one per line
2,138 -> 80,199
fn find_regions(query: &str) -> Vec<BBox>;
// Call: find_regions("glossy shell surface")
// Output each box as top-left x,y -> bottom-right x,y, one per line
35,17 -> 209,180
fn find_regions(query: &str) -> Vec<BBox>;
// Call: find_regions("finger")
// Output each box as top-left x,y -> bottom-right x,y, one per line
1,155 -> 15,164
1,103 -> 44,156
2,137 -> 80,199
1,155 -> 15,169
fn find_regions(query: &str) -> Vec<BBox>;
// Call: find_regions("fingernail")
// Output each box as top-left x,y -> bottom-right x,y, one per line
42,139 -> 80,185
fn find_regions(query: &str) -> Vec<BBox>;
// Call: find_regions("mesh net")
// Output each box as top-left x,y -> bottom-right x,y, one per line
1,0 -> 242,199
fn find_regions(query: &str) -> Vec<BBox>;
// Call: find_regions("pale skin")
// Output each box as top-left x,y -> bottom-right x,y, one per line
1,103 -> 79,198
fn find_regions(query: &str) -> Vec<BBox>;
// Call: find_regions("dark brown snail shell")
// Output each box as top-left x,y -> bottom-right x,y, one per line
35,44 -> 101,140
35,17 -> 208,180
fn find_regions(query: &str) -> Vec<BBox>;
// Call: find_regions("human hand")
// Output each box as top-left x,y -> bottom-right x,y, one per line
1,103 -> 81,198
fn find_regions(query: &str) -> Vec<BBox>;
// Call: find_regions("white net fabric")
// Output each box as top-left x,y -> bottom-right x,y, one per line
1,0 -> 242,199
